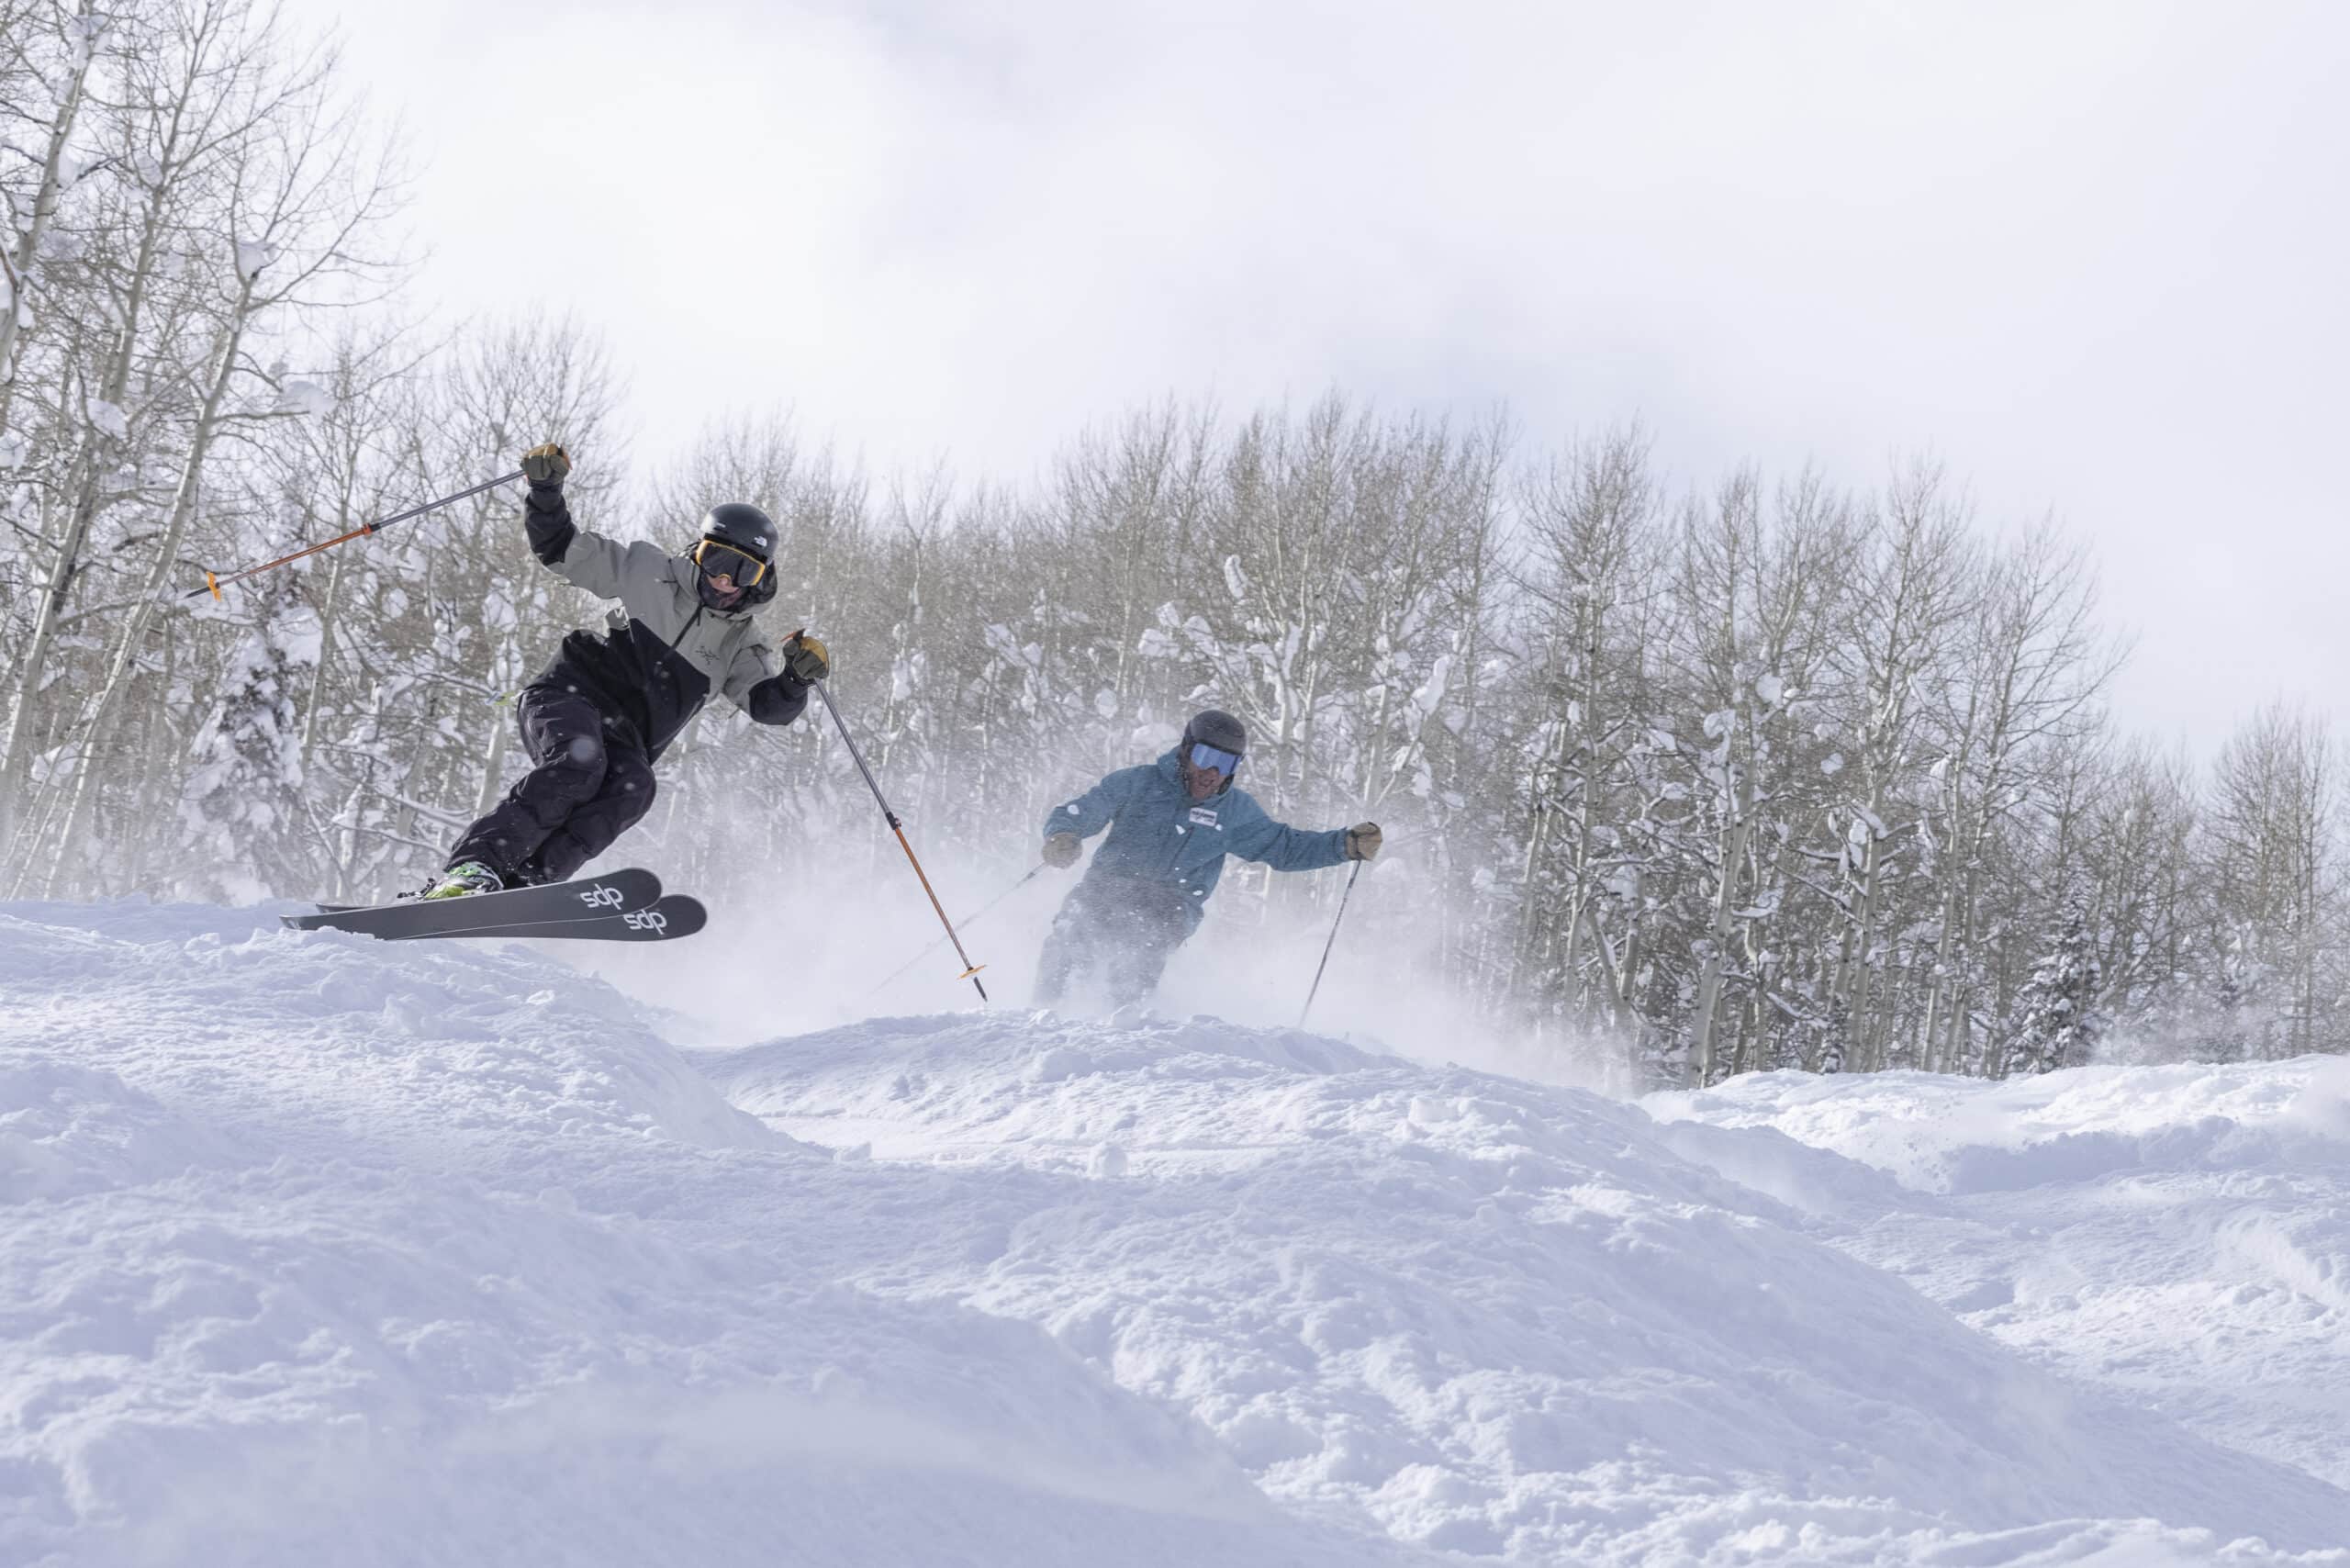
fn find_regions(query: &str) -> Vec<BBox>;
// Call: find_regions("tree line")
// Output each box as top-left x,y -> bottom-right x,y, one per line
5,0 -> 2341,1084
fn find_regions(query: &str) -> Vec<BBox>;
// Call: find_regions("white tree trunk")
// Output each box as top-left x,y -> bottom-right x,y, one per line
45,289 -> 253,887
0,0 -> 100,418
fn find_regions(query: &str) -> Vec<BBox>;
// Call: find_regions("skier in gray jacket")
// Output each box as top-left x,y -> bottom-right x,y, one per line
424,443 -> 828,897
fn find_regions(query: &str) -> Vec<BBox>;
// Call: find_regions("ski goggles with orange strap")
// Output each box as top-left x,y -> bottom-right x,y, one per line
692,538 -> 769,588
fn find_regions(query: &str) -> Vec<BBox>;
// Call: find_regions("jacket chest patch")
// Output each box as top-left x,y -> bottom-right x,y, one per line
1187,806 -> 1222,830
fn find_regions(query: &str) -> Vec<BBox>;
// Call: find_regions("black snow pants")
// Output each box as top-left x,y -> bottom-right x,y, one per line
446,684 -> 657,886
1034,875 -> 1200,1009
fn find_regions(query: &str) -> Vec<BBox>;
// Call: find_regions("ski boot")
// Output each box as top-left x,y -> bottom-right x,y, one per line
421,860 -> 502,900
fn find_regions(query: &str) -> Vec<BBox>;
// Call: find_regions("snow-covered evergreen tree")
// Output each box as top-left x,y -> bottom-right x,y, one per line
2007,904 -> 2104,1074
2204,968 -> 2247,1065
179,577 -> 319,896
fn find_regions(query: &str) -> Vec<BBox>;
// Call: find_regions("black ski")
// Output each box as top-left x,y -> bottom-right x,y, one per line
380,894 -> 707,944
283,868 -> 662,940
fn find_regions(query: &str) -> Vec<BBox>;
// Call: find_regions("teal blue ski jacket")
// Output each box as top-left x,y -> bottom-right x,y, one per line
1043,749 -> 1349,926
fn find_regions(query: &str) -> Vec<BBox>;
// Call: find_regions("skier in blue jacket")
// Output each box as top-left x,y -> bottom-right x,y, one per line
1035,709 -> 1381,1007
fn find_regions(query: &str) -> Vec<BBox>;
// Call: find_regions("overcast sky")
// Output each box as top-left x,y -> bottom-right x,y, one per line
278,0 -> 2347,754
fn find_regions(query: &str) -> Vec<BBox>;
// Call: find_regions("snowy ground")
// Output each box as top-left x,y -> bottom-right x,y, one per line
1646,1062 -> 2350,1501
3,901 -> 2345,1565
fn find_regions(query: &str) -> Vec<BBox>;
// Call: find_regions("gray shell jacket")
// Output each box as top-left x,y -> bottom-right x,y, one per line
523,486 -> 807,756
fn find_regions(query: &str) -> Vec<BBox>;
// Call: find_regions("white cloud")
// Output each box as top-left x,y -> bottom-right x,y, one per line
281,0 -> 2349,751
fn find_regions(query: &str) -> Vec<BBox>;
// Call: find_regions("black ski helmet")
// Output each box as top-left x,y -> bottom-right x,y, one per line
1183,709 -> 1247,758
697,501 -> 778,607
1181,709 -> 1247,786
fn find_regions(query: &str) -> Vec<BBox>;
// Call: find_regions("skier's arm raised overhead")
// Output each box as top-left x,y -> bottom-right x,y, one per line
515,442 -> 666,605
723,633 -> 827,726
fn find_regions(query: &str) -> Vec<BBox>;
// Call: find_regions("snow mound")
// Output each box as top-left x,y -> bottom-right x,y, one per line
6,901 -> 2345,1565
0,904 -> 1416,1568
713,1011 -> 2350,1562
0,903 -> 771,1157
1651,1064 -> 2350,1499
1650,1061 -> 2350,1196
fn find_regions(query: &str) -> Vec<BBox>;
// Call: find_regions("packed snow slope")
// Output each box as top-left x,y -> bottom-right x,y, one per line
2,900 -> 2344,1565
1647,1059 -> 2350,1500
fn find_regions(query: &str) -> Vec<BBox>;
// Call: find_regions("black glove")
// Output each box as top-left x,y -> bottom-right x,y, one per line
1344,822 -> 1382,861
1043,832 -> 1080,869
784,633 -> 829,682
521,442 -> 570,488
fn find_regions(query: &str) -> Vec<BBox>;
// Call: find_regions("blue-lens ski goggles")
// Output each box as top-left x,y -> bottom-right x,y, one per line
1188,742 -> 1242,776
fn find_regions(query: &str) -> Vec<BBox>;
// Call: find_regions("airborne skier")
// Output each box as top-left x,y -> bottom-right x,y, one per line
1034,709 -> 1381,1007
421,443 -> 829,898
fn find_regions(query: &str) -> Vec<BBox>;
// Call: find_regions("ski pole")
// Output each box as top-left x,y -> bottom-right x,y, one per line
185,469 -> 526,599
801,639 -> 990,1003
1297,858 -> 1365,1028
866,865 -> 1043,1000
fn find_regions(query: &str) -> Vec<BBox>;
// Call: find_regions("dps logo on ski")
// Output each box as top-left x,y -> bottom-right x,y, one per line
577,882 -> 627,910
623,908 -> 668,934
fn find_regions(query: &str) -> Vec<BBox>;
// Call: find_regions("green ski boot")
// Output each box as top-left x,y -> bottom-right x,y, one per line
421,861 -> 503,900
